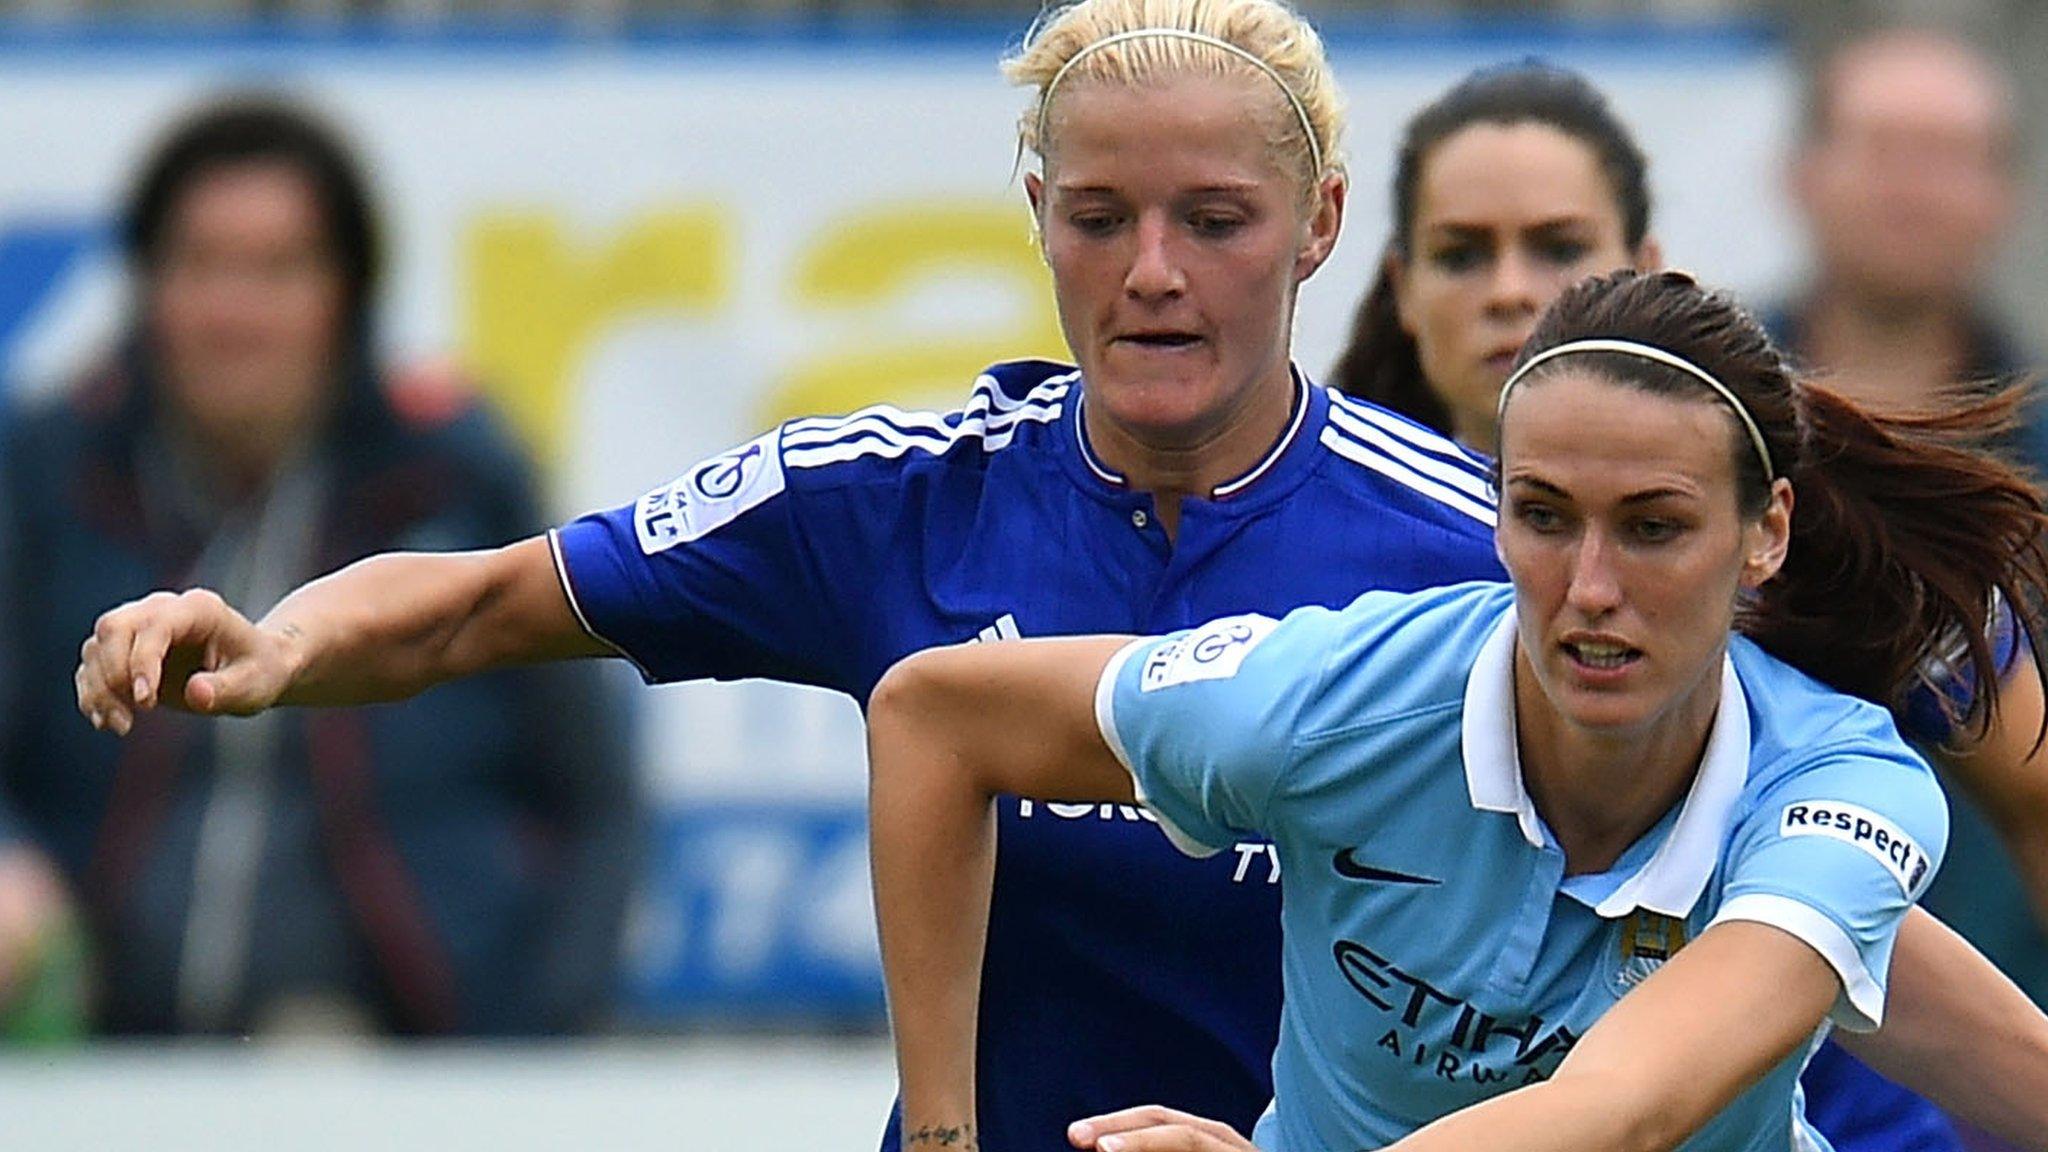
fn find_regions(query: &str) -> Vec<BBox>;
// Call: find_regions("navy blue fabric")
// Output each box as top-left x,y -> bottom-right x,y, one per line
1803,1042 -> 1962,1152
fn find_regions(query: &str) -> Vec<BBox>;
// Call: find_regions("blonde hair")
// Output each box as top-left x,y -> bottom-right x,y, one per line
1004,0 -> 1346,203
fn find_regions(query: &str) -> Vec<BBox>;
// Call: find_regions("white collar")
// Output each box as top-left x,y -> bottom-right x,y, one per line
1459,608 -> 1751,919
1072,371 -> 1310,498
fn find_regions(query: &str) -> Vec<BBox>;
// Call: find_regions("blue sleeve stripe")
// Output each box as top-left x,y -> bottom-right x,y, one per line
1710,892 -> 1884,1032
1319,426 -> 1498,526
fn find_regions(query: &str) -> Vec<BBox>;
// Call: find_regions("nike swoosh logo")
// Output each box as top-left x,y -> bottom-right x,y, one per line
1332,849 -> 1440,886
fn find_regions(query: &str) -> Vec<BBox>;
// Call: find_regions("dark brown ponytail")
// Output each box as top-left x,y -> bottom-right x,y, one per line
1512,269 -> 2048,743
1754,381 -> 2048,740
1327,259 -> 1452,432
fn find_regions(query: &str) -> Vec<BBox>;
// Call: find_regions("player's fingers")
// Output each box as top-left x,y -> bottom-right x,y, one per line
74,653 -> 123,734
1082,1125 -> 1246,1152
1070,1108 -> 1252,1152
182,642 -> 279,716
124,589 -> 203,710
184,670 -> 228,714
87,602 -> 148,712
78,630 -> 135,735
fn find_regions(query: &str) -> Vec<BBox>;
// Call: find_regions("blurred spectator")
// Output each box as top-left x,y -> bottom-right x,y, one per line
1773,23 -> 2048,1014
0,94 -> 640,1036
1774,27 -> 2028,447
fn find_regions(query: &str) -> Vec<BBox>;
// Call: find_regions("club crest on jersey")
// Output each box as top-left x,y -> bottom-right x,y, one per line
634,428 -> 787,554
1140,614 -> 1280,692
1778,800 -> 1932,898
1612,910 -> 1689,993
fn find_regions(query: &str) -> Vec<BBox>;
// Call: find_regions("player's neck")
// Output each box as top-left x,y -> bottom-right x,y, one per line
1083,370 -> 1298,539
1803,286 -> 1975,409
1513,655 -> 1719,876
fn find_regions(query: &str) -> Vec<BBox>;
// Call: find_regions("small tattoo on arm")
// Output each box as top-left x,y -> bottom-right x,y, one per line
904,1123 -> 976,1150
278,623 -> 305,642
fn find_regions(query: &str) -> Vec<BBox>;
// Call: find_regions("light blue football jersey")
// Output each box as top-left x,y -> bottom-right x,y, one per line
1097,582 -> 1948,1152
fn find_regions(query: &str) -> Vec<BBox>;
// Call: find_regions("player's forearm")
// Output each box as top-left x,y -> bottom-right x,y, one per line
1384,1076 -> 1664,1152
263,546 -> 541,706
868,661 -> 997,1151
1840,908 -> 2048,1150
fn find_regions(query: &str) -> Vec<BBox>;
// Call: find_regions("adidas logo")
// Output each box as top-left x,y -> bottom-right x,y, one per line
973,614 -> 1022,643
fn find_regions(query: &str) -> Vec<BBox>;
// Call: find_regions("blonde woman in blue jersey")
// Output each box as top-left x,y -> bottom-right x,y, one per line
868,269 -> 2048,1151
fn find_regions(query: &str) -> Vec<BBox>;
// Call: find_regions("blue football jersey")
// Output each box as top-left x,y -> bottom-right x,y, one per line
1098,583 -> 1949,1152
551,361 -> 1503,1148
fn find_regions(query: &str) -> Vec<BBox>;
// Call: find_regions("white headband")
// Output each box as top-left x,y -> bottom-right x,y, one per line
1496,338 -> 1777,482
1036,28 -> 1323,179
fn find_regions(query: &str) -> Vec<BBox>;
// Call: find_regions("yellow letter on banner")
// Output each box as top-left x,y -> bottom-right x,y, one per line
765,200 -> 1066,426
463,207 -> 732,464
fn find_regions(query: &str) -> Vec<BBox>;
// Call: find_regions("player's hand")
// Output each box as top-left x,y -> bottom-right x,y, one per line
76,588 -> 293,733
1068,1106 -> 1260,1152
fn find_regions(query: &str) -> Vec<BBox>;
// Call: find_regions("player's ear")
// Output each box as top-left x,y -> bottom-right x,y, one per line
1025,171 -> 1048,257
1294,173 -> 1346,283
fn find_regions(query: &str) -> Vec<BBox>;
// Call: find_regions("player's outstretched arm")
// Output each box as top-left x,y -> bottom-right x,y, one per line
866,637 -> 1137,1152
1381,920 -> 1838,1152
1837,907 -> 2048,1151
76,535 -> 606,733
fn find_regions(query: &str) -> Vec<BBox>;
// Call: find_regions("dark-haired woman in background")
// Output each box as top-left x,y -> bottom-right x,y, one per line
1329,61 -> 2044,1152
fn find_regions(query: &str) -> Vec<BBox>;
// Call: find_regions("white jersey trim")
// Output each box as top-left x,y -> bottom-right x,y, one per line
1212,376 -> 1311,499
781,372 -> 1073,471
1319,426 -> 1498,526
1329,393 -> 1493,474
545,527 -> 655,681
1072,392 -> 1125,486
1094,638 -> 1222,860
1711,892 -> 1885,1032
1326,398 -> 1494,502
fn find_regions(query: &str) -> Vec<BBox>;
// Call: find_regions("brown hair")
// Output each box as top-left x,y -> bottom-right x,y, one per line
1507,269 -> 2048,743
1329,61 -> 1650,431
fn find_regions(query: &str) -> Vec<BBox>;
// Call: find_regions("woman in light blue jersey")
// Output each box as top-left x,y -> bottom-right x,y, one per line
868,268 -> 2048,1151
1333,61 -> 2047,1152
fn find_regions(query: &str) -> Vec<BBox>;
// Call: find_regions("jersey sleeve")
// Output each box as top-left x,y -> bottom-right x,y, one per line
1899,596 -> 2027,745
549,426 -> 852,688
1092,605 -> 1338,857
1708,753 -> 1948,1032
